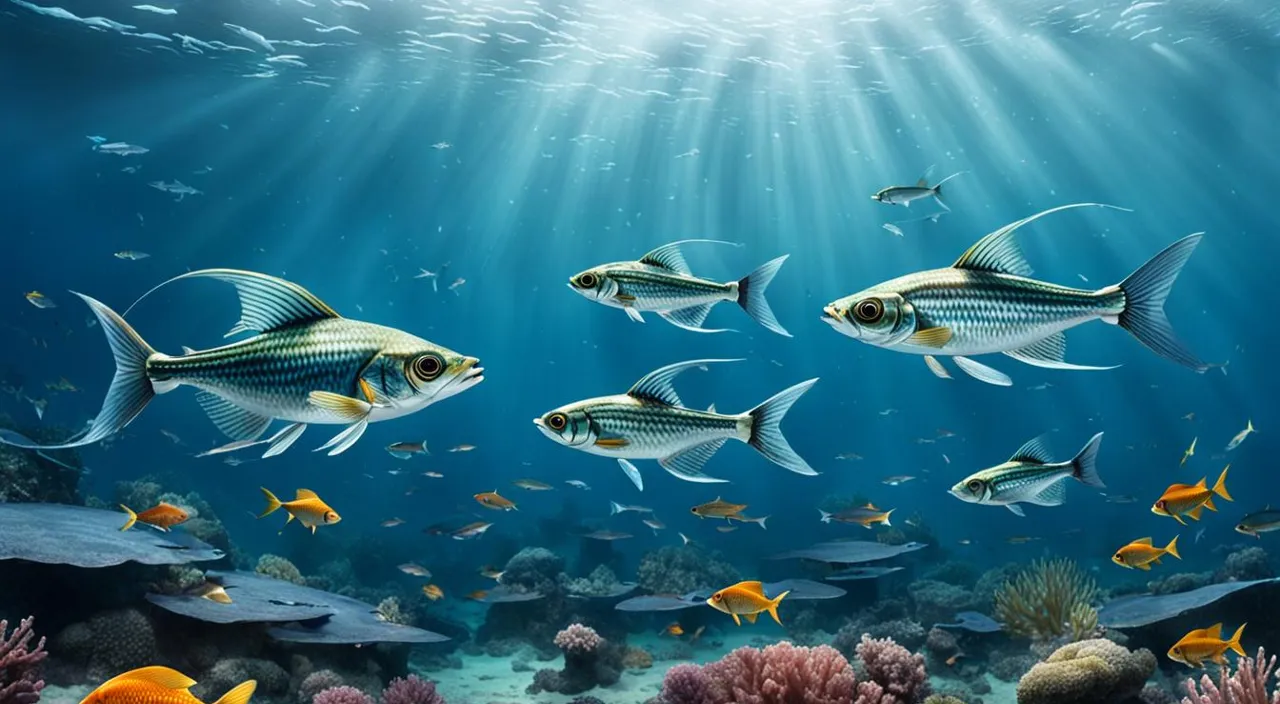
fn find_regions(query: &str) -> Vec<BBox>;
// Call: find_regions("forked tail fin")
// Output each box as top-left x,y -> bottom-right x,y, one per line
747,379 -> 819,476
1115,234 -> 1208,371
1069,432 -> 1106,488
737,255 -> 792,337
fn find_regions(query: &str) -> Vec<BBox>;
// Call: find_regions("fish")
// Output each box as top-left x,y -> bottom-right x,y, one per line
185,582 -> 232,604
77,666 -> 255,704
882,475 -> 917,486
706,580 -> 789,626
27,397 -> 48,420
726,514 -> 769,530
1112,536 -> 1181,570
0,270 -> 483,458
871,170 -> 965,208
716,526 -> 738,533
1225,420 -> 1255,452
1168,623 -> 1247,667
1182,412 -> 1196,421
465,590 -> 488,602
381,518 -> 405,528
583,530 -> 632,541
475,491 -> 517,511
679,532 -> 691,545
450,521 -> 492,540
114,251 -> 151,261
818,504 -> 894,528
257,488 -> 341,535
946,653 -> 965,667
87,136 -> 107,144
691,625 -> 706,643
691,497 -> 747,519
882,223 -> 905,237
835,452 -> 863,461
479,566 -> 505,581
386,441 -> 429,459
1005,536 -> 1041,545
432,142 -> 451,150
119,502 -> 189,532
1152,466 -> 1231,525
1101,493 -> 1138,504
664,623 -> 683,636
565,480 -> 591,490
224,23 -> 274,52
1181,437 -> 1197,467
449,444 -> 476,453
25,291 -> 56,309
45,378 -> 78,392
512,479 -> 552,491
423,472 -> 444,479
642,518 -> 666,533
948,433 -> 1105,517
1195,527 -> 1207,544
422,584 -> 443,601
822,204 -> 1209,385
148,181 -> 202,200
534,359 -> 818,487
1235,508 -> 1280,538
447,278 -> 466,294
95,142 -> 150,156
567,239 -> 792,335
610,502 -> 653,515
397,563 -> 431,577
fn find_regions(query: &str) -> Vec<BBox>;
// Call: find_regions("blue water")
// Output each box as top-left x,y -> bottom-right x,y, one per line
1,0 -> 1277,693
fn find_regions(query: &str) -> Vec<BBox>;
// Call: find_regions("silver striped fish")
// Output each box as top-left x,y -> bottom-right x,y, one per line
568,240 -> 792,336
822,203 -> 1209,385
0,270 -> 483,457
533,359 -> 818,489
949,433 -> 1105,516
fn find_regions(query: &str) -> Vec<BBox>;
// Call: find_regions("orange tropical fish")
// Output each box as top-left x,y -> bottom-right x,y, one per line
79,666 -> 255,704
664,623 -> 684,637
1152,466 -> 1231,525
1112,536 -> 1180,571
706,580 -> 789,626
257,488 -> 341,535
691,497 -> 747,519
818,503 -> 894,528
119,502 -> 189,532
466,590 -> 488,601
422,584 -> 443,601
474,490 -> 517,511
185,582 -> 232,605
1168,623 -> 1246,667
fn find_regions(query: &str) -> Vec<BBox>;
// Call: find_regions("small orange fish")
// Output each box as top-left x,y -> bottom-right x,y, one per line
1168,623 -> 1246,667
708,580 -> 788,626
257,488 -> 341,535
1153,466 -> 1231,525
185,582 -> 232,605
946,652 -> 965,667
79,666 -> 255,704
466,590 -> 488,601
691,497 -> 747,519
664,623 -> 683,637
474,490 -> 517,511
422,584 -> 444,601
120,502 -> 189,532
1112,536 -> 1180,571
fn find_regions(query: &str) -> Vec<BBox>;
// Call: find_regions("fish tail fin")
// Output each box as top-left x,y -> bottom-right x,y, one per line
212,680 -> 257,704
747,379 -> 819,475
258,488 -> 282,518
1113,234 -> 1208,371
609,501 -> 624,516
1069,432 -> 1106,488
768,590 -> 790,625
882,509 -> 894,527
736,255 -> 791,337
1213,465 -> 1232,501
120,504 -> 138,532
818,508 -> 831,523
757,515 -> 769,530
1164,534 -> 1181,560
1228,623 -> 1247,656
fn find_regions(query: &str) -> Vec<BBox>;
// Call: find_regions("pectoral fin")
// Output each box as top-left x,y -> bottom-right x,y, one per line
594,437 -> 630,448
307,391 -> 373,421
923,355 -> 952,379
314,419 -> 369,456
908,327 -> 953,348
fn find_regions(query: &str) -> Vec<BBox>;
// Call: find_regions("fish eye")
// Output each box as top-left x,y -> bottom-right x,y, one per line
547,413 -> 568,431
712,593 -> 722,602
412,353 -> 445,381
1113,553 -> 1123,560
325,511 -> 338,522
966,479 -> 983,493
854,298 -> 884,323
1155,500 -> 1165,509
690,507 -> 698,513
577,272 -> 598,288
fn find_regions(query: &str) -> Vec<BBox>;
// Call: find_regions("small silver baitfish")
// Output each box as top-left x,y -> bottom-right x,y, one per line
822,203 -> 1209,385
567,239 -> 792,336
871,170 -> 965,208
0,269 -> 483,457
534,359 -> 818,488
949,433 -> 1105,516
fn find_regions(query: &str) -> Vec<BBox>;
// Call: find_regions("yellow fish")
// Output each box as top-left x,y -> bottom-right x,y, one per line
1168,623 -> 1246,667
1152,466 -> 1231,525
1180,437 -> 1197,467
691,497 -> 748,519
185,582 -> 233,605
1112,536 -> 1180,571
706,580 -> 789,626
474,490 -> 517,511
79,666 -> 255,704
422,584 -> 444,601
257,488 -> 341,534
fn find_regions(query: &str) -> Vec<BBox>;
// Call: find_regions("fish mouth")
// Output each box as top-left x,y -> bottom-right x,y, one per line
429,356 -> 484,402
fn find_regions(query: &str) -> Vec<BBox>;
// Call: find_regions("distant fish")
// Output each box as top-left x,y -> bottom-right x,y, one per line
716,526 -> 737,533
258,487 -> 341,535
422,584 -> 443,601
86,135 -> 107,144
465,590 -> 488,602
707,580 -> 788,626
1005,536 -> 1041,545
583,530 -> 632,541
1235,509 -> 1280,538
479,565 -> 504,581
726,514 -> 768,530
133,4 -> 178,15
691,497 -> 746,519
834,452 -> 863,461
447,278 -> 466,294
95,142 -> 150,156
431,142 -> 451,150
475,490 -> 517,511
449,521 -> 492,540
224,22 -> 275,52
120,502 -> 189,532
882,223 -> 905,237
1181,437 -> 1198,467
1102,493 -> 1138,504
1112,535 -> 1180,570
24,291 -> 55,309
381,518 -> 405,528
512,478 -> 552,491
186,581 -> 232,604
45,377 -> 77,392
26,397 -> 47,420
679,532 -> 691,545
114,251 -> 151,261
871,169 -> 965,208
449,444 -> 476,453
565,480 -> 591,490
386,440 -> 429,459
949,433 -> 1105,517
642,517 -> 666,533
1224,420 -> 1255,452
818,504 -> 893,528
398,563 -> 431,577
159,430 -> 183,445
664,623 -> 683,636
423,471 -> 444,479
882,475 -> 917,486
1168,623 -> 1246,667
610,501 -> 653,515
1152,466 -> 1231,525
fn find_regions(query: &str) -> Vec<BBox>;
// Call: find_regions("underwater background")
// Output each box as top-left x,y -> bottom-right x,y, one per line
2,0 -> 1279,703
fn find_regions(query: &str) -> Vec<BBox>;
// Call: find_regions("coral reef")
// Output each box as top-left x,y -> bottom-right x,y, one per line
855,634 -> 930,703
313,686 -> 374,704
0,617 -> 46,704
660,642 -> 856,704
0,441 -> 81,504
909,581 -> 981,626
375,598 -> 413,627
1141,683 -> 1179,704
922,697 -> 967,704
1147,572 -> 1213,596
527,624 -> 621,696
193,658 -> 289,702
922,562 -> 979,589
622,646 -> 653,671
298,671 -> 345,704
1182,647 -> 1280,704
1214,547 -> 1275,583
1016,638 -> 1155,704
994,558 -> 1098,643
503,547 -> 564,594
638,545 -> 741,595
923,628 -> 959,666
55,609 -> 160,681
564,565 -> 625,597
381,675 -> 444,704
864,620 -> 927,653
989,653 -> 1038,682
256,555 -> 306,585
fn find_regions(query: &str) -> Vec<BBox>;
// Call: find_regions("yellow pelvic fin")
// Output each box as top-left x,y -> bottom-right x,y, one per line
119,505 -> 138,532
731,613 -> 741,626
1172,513 -> 1188,526
1188,505 -> 1205,520
1137,562 -> 1151,571
1213,465 -> 1232,502
1204,496 -> 1217,512
211,680 -> 258,704
908,327 -> 953,348
257,488 -> 282,519
105,667 -> 197,691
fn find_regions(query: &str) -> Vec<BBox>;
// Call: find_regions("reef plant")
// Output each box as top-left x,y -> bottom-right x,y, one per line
1182,646 -> 1280,704
993,558 -> 1098,642
1016,638 -> 1155,704
381,675 -> 444,704
312,686 -> 373,704
0,617 -> 46,704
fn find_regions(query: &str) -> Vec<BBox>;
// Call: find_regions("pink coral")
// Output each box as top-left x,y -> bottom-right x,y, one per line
381,675 -> 444,704
0,617 -> 46,704
1182,647 -> 1280,704
855,634 -> 929,703
312,686 -> 373,704
662,642 -> 856,704
659,664 -> 715,704
553,623 -> 602,654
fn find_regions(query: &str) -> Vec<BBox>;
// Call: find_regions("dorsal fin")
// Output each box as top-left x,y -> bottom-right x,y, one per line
736,580 -> 765,594
952,203 -> 1130,276
122,269 -> 340,336
627,359 -> 742,406
916,177 -> 929,187
1134,537 -> 1153,545
1205,623 -> 1224,639
863,503 -> 878,510
102,667 -> 196,691
1008,435 -> 1053,464
295,489 -> 319,500
638,239 -> 741,275
1195,477 -> 1208,489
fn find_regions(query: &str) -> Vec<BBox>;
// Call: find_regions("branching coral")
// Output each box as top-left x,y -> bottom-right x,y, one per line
1182,647 -> 1280,704
856,635 -> 930,703
660,642 -> 865,703
994,558 -> 1097,642
0,618 -> 46,704
312,686 -> 373,704
255,554 -> 305,585
381,675 -> 444,704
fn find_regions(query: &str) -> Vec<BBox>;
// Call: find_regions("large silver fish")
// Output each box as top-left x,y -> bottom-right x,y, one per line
568,240 -> 791,335
822,203 -> 1209,385
0,270 -> 483,457
533,359 -> 818,489
948,433 -> 1105,516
